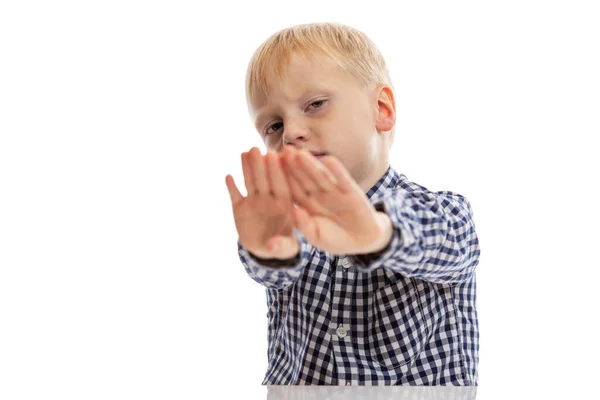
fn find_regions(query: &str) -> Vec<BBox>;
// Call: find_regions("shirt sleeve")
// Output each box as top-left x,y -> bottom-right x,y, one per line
237,228 -> 316,290
347,188 -> 480,284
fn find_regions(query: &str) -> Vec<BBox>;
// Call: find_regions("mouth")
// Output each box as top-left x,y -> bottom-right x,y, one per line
309,151 -> 327,159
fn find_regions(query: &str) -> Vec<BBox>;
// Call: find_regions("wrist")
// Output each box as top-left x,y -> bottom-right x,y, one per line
368,211 -> 393,254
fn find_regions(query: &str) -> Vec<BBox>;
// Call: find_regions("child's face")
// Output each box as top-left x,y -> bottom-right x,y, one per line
248,52 -> 393,192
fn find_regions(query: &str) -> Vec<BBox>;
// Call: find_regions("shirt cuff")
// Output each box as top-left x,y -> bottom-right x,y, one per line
247,250 -> 302,267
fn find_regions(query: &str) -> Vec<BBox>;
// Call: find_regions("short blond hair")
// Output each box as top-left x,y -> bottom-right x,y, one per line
245,22 -> 396,148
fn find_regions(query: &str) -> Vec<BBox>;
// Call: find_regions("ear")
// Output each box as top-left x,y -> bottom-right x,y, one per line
374,85 -> 396,132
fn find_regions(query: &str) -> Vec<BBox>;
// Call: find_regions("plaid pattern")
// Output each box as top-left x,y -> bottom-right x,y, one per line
237,165 -> 480,385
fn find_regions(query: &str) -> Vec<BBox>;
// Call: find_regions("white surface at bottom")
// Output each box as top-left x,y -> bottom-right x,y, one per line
266,386 -> 477,400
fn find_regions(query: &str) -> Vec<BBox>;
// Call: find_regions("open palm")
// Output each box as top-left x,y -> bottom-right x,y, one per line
225,148 -> 299,260
280,147 -> 388,256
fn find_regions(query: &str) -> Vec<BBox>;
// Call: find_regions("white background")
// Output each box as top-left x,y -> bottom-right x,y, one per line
1,1 -> 598,399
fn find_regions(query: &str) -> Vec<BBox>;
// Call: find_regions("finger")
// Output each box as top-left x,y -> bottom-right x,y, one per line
296,150 -> 338,191
241,152 -> 256,195
266,151 -> 290,198
321,156 -> 359,193
225,174 -> 244,206
285,151 -> 319,195
292,205 -> 318,244
286,171 -> 334,219
283,157 -> 310,204
249,147 -> 269,194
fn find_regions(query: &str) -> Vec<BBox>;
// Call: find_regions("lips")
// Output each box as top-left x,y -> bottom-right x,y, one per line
309,151 -> 327,158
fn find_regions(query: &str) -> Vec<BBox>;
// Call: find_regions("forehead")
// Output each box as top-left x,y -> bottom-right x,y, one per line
281,52 -> 340,83
250,52 -> 349,108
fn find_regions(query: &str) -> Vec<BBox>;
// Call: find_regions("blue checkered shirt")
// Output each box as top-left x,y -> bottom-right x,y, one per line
237,165 -> 480,385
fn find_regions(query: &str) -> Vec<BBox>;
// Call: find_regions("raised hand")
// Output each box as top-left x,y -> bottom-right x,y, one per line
225,147 -> 299,260
280,146 -> 393,256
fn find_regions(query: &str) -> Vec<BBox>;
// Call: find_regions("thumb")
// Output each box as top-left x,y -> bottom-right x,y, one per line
225,175 -> 243,205
267,235 -> 299,259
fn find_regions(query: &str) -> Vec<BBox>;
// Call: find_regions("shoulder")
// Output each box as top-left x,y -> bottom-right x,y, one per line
385,174 -> 474,217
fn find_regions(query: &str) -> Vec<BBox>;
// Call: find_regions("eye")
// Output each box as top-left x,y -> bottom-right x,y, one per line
265,121 -> 283,136
307,99 -> 325,110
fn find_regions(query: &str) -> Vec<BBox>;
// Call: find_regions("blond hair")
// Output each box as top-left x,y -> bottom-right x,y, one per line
245,22 -> 396,148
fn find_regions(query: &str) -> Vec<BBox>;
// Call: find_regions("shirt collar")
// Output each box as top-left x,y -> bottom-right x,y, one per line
365,165 -> 405,200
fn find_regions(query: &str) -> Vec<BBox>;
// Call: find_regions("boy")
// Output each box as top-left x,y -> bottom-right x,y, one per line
225,23 -> 480,386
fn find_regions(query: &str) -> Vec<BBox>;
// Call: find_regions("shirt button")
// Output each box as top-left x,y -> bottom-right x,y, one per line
336,326 -> 348,338
346,381 -> 351,386
340,259 -> 351,269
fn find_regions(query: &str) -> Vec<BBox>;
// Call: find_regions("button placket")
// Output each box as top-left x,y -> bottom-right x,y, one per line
331,256 -> 354,383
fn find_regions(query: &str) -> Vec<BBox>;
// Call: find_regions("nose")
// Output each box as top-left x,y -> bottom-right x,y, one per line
282,119 -> 310,145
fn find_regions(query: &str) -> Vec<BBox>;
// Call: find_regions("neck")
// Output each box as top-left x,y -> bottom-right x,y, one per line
357,153 -> 389,194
